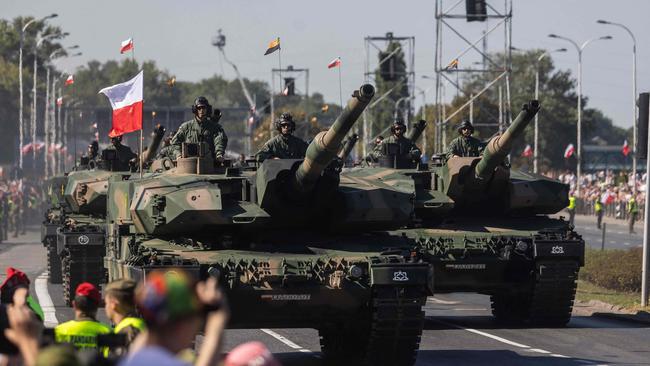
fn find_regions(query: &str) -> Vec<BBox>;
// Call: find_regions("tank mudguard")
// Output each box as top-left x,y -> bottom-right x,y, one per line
533,240 -> 584,265
370,263 -> 433,293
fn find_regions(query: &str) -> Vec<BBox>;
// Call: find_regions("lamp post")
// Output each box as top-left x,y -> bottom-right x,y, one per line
18,13 -> 57,171
534,48 -> 567,174
548,33 -> 612,195
32,31 -> 68,166
597,19 -> 638,189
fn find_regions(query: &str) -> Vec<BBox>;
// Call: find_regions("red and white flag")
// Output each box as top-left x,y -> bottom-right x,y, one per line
521,144 -> 533,157
564,143 -> 575,159
65,75 -> 74,86
56,97 -> 63,106
282,86 -> 289,96
120,38 -> 134,54
327,57 -> 341,69
99,70 -> 143,138
622,140 -> 630,156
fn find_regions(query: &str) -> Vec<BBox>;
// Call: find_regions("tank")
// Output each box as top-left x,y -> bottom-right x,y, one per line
342,100 -> 584,326
105,84 -> 432,366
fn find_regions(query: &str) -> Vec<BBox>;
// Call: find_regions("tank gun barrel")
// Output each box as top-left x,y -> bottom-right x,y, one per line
337,133 -> 359,160
294,84 -> 375,192
405,120 -> 427,143
142,124 -> 166,164
475,100 -> 540,180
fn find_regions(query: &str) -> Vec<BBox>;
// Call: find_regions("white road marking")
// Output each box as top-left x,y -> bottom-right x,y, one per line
428,297 -> 460,305
35,272 -> 58,327
430,319 -> 575,361
624,242 -> 630,246
260,328 -> 316,356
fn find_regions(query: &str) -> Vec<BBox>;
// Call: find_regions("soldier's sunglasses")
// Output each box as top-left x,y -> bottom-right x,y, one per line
196,106 -> 207,110
280,123 -> 291,128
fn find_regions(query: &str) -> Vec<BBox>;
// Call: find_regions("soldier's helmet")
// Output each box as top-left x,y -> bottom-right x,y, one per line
390,118 -> 407,134
275,112 -> 296,133
89,141 -> 99,153
457,120 -> 474,134
192,96 -> 213,116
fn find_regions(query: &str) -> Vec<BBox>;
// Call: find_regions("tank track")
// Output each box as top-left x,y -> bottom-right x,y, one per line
319,285 -> 426,366
62,242 -> 106,307
491,261 -> 579,327
45,237 -> 63,284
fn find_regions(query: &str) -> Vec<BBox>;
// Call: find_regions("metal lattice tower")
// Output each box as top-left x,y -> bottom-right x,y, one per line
433,0 -> 513,153
361,32 -> 415,158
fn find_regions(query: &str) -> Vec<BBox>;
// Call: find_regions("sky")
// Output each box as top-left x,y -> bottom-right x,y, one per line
3,0 -> 649,129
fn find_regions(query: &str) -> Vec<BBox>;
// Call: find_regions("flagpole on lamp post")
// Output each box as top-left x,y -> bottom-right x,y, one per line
548,33 -> 612,195
534,48 -> 566,174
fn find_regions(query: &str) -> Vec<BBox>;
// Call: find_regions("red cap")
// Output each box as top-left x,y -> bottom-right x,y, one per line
75,282 -> 102,304
0,267 -> 30,292
225,342 -> 280,366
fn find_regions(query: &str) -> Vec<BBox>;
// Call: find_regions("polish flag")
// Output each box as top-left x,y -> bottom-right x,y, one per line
564,143 -> 575,159
327,57 -> 341,69
622,140 -> 630,156
56,97 -> 63,106
282,86 -> 289,96
521,144 -> 533,157
65,75 -> 74,86
21,143 -> 33,154
99,70 -> 143,138
120,38 -> 134,54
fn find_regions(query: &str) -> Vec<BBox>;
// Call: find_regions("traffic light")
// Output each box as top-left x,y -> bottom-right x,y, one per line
379,52 -> 397,81
638,92 -> 649,159
283,78 -> 295,96
466,0 -> 487,22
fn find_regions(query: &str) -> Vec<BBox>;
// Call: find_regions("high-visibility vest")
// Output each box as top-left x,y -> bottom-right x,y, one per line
628,198 -> 639,213
114,316 -> 146,334
595,201 -> 603,212
568,196 -> 576,210
55,319 -> 111,349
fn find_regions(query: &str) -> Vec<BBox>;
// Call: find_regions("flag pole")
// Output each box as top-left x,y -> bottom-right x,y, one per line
338,57 -> 343,109
278,38 -> 282,94
131,37 -> 135,62
139,128 -> 143,178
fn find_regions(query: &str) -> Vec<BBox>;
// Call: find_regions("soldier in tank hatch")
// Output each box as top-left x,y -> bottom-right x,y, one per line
377,119 -> 422,162
256,112 -> 308,162
446,120 -> 485,160
172,96 -> 228,161
103,134 -> 137,171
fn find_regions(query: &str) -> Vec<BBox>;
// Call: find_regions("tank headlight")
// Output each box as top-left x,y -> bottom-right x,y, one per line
515,241 -> 529,252
349,265 -> 363,279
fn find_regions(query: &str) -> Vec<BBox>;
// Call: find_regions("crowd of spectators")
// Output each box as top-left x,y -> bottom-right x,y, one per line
1,267 -> 280,366
551,169 -> 645,220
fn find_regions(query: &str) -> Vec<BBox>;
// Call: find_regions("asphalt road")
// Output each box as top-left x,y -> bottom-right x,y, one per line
2,228 -> 649,365
571,215 -> 643,250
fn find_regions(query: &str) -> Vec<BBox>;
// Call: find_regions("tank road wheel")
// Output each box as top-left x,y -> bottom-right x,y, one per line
527,261 -> 579,327
490,261 -> 579,327
46,238 -> 62,284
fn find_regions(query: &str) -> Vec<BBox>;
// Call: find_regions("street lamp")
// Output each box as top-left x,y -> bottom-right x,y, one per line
597,19 -> 638,190
534,48 -> 567,174
548,33 -> 612,195
18,13 -> 57,171
32,31 -> 68,165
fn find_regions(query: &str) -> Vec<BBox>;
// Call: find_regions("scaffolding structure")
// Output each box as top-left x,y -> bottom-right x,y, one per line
362,32 -> 415,157
270,65 -> 310,138
433,0 -> 513,153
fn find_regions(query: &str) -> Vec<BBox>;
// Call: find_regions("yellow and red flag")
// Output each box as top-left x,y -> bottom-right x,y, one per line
444,58 -> 459,70
264,38 -> 280,55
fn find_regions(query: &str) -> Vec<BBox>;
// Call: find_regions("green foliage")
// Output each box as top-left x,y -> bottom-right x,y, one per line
579,247 -> 642,292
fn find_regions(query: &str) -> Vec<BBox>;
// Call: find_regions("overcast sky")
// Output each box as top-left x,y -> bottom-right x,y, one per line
3,0 -> 649,128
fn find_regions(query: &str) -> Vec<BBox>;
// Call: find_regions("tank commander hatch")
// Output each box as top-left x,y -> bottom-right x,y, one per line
446,120 -> 485,160
171,96 -> 228,161
255,112 -> 308,162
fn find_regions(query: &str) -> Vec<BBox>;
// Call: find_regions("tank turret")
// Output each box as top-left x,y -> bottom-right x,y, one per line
441,100 -> 569,213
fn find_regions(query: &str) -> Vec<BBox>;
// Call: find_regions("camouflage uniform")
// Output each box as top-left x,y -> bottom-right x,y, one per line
171,117 -> 228,159
104,143 -> 137,171
445,136 -> 484,160
382,135 -> 422,160
156,145 -> 176,160
255,134 -> 308,162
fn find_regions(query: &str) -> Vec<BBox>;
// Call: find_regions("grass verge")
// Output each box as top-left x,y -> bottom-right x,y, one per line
576,280 -> 650,312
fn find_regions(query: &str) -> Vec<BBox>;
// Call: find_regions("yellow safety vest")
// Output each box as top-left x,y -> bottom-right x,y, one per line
595,201 -> 603,212
628,198 -> 638,213
114,316 -> 146,334
568,196 -> 576,210
55,319 -> 111,349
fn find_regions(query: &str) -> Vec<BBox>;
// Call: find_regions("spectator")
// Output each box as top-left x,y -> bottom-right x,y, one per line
225,342 -> 280,366
120,270 -> 229,366
104,279 -> 146,356
55,283 -> 111,349
0,267 -> 43,321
